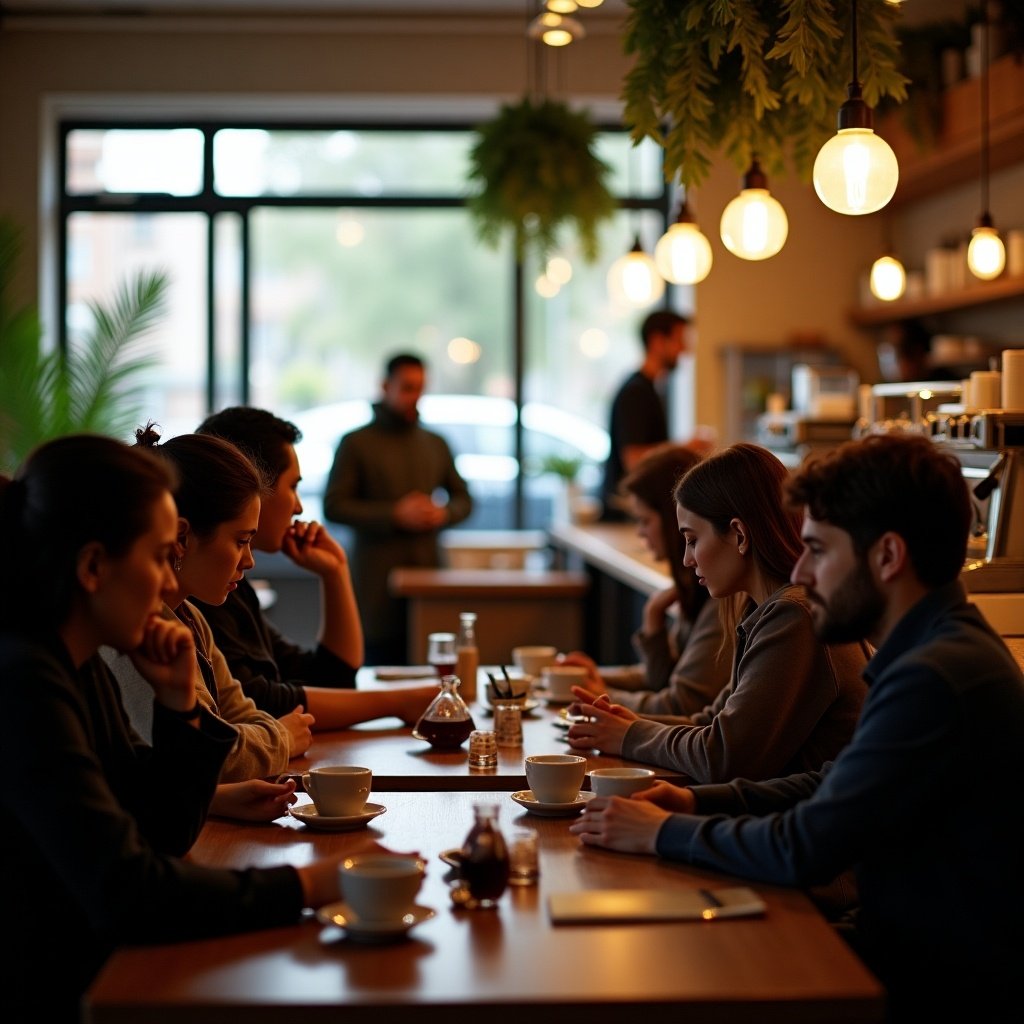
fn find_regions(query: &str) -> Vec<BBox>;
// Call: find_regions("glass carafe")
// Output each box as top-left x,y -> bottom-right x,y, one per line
413,674 -> 476,749
459,801 -> 509,908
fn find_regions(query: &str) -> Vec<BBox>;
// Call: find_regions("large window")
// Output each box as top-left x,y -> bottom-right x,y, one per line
60,122 -> 676,528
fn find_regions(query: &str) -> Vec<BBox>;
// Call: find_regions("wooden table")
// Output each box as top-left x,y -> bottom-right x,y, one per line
290,691 -> 683,792
86,791 -> 885,1024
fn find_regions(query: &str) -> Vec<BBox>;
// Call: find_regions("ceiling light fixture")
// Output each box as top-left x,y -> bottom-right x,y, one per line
812,0 -> 899,216
607,235 -> 665,307
545,0 -> 578,12
654,200 -> 713,285
967,2 -> 1005,281
528,11 -> 584,47
719,157 -> 789,261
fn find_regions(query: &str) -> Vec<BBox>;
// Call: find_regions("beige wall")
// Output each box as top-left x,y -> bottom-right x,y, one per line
2,14 -> 1021,441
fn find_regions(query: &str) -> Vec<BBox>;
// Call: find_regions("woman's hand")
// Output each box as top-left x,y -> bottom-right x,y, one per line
279,705 -> 316,758
628,780 -> 697,813
129,617 -> 199,712
210,778 -> 298,822
565,693 -> 638,755
641,585 -> 678,637
568,794 -> 671,853
558,651 -> 604,695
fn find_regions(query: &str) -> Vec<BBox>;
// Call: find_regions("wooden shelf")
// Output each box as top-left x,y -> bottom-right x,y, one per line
849,272 -> 1024,326
879,53 -> 1024,207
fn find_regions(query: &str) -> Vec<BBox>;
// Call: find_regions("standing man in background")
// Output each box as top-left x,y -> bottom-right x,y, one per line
600,310 -> 689,521
324,353 -> 472,665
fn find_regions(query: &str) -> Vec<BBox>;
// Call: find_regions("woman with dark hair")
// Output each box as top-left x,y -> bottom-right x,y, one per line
108,426 -> 307,783
562,444 -> 731,715
567,443 -> 870,784
0,437 -> 344,1022
112,424 -> 435,774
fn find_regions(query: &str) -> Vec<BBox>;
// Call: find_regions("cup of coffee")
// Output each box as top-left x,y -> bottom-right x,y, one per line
525,753 -> 587,804
588,767 -> 656,797
512,645 -> 558,677
540,664 -> 588,702
339,854 -> 426,923
301,765 -> 372,817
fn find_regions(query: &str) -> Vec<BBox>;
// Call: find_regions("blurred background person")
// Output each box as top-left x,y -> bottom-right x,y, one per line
324,353 -> 472,664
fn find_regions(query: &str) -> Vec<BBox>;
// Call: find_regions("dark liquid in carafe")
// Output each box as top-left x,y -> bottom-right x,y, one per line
462,828 -> 509,900
416,716 -> 474,749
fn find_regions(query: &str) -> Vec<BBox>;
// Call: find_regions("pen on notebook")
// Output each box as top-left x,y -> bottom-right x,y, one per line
698,888 -> 723,908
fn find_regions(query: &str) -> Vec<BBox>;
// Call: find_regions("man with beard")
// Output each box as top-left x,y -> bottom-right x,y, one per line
570,433 -> 1024,1022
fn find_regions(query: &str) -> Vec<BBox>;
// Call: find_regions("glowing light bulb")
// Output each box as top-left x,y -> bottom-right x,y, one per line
813,128 -> 899,215
869,255 -> 906,301
607,242 -> 665,307
653,222 -> 713,284
719,188 -> 788,260
967,224 -> 1006,280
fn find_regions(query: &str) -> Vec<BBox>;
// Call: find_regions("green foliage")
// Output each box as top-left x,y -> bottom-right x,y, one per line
0,218 -> 169,474
467,98 -> 617,263
622,0 -> 909,186
538,453 -> 584,481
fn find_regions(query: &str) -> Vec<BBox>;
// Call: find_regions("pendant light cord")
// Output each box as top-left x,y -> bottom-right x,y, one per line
850,0 -> 859,88
980,1 -> 990,217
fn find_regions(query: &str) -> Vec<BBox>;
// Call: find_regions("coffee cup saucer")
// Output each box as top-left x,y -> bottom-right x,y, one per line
288,801 -> 386,832
510,789 -> 593,817
317,901 -> 434,943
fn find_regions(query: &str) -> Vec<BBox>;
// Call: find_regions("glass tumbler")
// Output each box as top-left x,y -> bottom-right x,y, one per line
508,827 -> 540,886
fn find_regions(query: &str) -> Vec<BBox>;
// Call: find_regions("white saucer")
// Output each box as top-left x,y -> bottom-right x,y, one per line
480,698 -> 540,716
510,789 -> 593,817
316,901 -> 435,942
439,847 -> 464,868
289,802 -> 386,832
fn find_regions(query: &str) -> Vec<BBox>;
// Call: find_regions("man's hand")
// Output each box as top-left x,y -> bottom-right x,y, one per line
393,491 -> 447,532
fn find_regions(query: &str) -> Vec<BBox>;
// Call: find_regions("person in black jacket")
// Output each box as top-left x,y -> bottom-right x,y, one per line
196,406 -> 435,728
0,437 -> 349,1023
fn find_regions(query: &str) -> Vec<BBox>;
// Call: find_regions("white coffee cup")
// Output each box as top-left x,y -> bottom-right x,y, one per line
541,664 -> 588,702
525,754 -> 587,804
301,765 -> 371,817
588,767 -> 657,797
512,645 -> 558,677
339,854 -> 426,923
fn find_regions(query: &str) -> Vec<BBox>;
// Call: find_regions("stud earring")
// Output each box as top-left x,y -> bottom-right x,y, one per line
173,555 -> 183,573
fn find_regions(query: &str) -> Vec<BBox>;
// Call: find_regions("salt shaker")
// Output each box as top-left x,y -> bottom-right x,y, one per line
468,729 -> 498,768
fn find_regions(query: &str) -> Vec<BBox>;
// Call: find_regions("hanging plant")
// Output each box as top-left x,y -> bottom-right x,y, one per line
622,0 -> 909,187
467,97 -> 617,263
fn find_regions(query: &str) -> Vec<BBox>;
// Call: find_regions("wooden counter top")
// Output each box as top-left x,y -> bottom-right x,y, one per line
547,521 -> 670,595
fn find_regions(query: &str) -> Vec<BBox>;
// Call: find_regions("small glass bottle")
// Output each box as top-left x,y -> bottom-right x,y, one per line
459,801 -> 509,908
412,675 -> 476,749
456,611 -> 479,704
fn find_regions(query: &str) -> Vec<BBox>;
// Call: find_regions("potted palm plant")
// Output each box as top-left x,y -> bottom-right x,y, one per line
0,217 -> 170,475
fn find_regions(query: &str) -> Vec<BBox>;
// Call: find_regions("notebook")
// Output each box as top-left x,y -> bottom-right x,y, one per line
548,887 -> 766,924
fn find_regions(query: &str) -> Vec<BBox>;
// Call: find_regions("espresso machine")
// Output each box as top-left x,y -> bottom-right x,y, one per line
866,383 -> 1024,613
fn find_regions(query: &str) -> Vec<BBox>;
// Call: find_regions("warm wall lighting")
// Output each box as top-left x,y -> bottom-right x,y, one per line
869,254 -> 907,301
654,202 -> 713,284
813,1 -> 899,215
607,236 -> 665,307
719,158 -> 788,260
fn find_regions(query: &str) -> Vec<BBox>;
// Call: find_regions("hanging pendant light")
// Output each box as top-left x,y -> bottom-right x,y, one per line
607,235 -> 665,307
527,10 -> 584,47
654,201 -> 713,284
869,254 -> 907,301
813,0 -> 899,216
719,157 -> 789,260
968,3 -> 1005,281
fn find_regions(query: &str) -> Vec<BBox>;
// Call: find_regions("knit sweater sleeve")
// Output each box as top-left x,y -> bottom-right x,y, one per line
621,593 -> 849,783
188,603 -> 292,782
